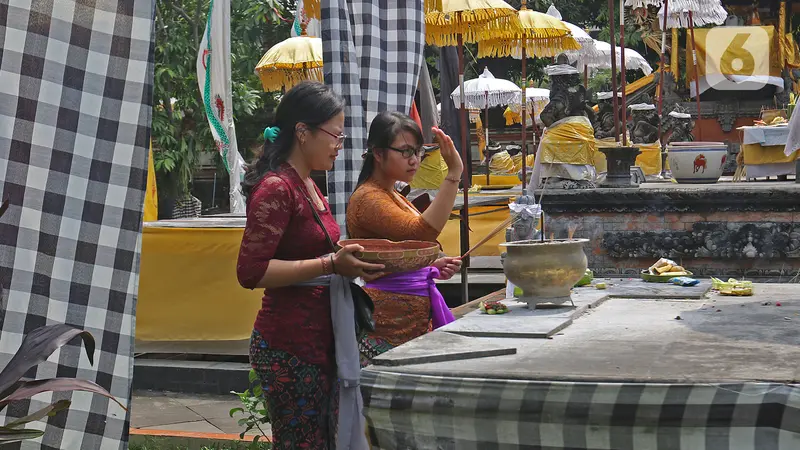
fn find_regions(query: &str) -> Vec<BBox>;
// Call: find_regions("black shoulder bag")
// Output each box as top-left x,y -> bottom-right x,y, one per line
298,188 -> 376,336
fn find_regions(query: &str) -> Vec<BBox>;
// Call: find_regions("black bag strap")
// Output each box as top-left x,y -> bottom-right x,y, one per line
296,184 -> 340,253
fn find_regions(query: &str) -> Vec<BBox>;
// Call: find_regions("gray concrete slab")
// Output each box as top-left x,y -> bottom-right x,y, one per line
438,290 -> 610,338
372,331 -> 516,366
604,277 -> 711,298
367,284 -> 800,384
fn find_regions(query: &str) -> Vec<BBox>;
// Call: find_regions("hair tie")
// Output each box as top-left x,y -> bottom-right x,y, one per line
263,126 -> 280,142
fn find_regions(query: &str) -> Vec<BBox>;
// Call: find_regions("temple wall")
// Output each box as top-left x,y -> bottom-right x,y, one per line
540,185 -> 800,281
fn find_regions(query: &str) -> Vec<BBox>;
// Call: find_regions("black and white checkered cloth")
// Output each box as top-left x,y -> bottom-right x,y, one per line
0,0 -> 153,448
321,0 -> 425,234
362,370 -> 800,449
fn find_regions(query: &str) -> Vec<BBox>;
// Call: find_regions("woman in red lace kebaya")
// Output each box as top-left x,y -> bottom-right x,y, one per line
237,81 -> 383,450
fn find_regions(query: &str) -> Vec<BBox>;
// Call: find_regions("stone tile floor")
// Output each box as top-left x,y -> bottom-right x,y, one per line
131,391 -> 271,437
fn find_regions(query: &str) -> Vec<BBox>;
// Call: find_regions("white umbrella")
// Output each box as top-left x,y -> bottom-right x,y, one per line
657,0 -> 727,28
545,6 -> 599,58
450,67 -> 522,110
508,88 -> 550,120
451,68 -> 522,183
567,40 -> 653,75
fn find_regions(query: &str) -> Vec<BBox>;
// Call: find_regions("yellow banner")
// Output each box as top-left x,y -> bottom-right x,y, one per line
143,142 -> 158,222
410,149 -> 448,190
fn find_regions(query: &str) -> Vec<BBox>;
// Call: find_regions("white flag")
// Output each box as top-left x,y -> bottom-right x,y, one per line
197,0 -> 246,214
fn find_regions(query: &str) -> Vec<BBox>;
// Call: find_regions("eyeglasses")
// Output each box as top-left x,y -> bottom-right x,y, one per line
386,146 -> 426,160
316,127 -> 347,147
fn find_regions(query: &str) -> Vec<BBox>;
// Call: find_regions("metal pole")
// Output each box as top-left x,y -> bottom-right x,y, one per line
458,34 -> 470,304
608,0 -> 620,142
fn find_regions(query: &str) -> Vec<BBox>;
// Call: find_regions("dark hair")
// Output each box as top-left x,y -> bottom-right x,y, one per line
355,111 -> 423,189
242,81 -> 346,200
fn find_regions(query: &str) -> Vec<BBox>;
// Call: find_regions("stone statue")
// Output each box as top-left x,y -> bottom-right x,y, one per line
506,195 -> 540,242
628,96 -> 660,144
594,92 -> 621,139
663,105 -> 695,143
540,55 -> 591,127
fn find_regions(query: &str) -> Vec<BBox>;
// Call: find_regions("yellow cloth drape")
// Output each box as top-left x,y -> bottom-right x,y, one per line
143,143 -> 158,222
686,26 -> 783,84
136,227 -> 262,341
439,204 -> 512,257
489,151 -> 516,174
410,149 -> 448,190
539,117 -> 596,165
476,116 -> 486,161
504,108 -> 521,125
782,33 -> 800,69
742,143 -> 799,165
636,142 -> 663,176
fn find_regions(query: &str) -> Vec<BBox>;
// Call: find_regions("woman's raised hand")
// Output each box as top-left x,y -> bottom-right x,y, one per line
332,244 -> 385,279
432,127 -> 463,178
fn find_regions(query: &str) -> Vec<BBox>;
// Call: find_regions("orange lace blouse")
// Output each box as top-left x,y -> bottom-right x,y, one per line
346,180 -> 439,242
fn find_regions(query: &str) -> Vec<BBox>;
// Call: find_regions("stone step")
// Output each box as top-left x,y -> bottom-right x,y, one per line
133,359 -> 250,395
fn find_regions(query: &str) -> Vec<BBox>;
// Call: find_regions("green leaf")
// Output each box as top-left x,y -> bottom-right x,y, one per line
4,399 -> 71,429
0,427 -> 45,443
0,325 -> 95,397
229,407 -> 244,418
0,378 -> 126,412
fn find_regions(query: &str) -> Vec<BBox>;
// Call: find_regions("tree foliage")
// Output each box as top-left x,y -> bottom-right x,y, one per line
152,0 -> 292,198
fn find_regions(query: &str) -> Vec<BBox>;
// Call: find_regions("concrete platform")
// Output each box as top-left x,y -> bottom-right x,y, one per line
368,283 -> 800,384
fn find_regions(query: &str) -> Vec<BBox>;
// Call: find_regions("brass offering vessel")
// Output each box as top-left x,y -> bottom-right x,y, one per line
500,239 -> 589,308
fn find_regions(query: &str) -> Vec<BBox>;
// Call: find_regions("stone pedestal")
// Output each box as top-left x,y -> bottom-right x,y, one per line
599,147 -> 641,188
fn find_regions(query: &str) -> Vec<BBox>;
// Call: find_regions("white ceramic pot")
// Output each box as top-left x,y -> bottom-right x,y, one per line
667,142 -> 728,184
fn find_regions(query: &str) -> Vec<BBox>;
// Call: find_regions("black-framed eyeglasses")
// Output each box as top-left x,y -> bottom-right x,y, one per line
316,127 -> 347,146
386,146 -> 426,160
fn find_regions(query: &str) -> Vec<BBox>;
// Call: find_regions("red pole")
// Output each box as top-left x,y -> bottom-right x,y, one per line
688,11 -> 702,141
457,34 -> 470,303
619,0 -> 628,146
657,0 -> 669,142
607,0 -> 620,142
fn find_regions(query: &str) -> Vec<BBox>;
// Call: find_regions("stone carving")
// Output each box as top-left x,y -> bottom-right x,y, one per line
663,104 -> 695,143
538,184 -> 800,214
602,222 -> 800,259
714,101 -> 738,132
540,55 -> 590,127
594,92 -> 621,139
506,195 -> 540,242
628,96 -> 659,144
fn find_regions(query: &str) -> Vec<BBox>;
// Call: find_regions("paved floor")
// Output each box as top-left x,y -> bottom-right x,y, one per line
130,391 -> 271,437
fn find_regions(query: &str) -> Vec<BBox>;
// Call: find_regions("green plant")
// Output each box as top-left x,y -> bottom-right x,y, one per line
229,369 -> 270,449
152,0 -> 291,201
0,324 -> 125,445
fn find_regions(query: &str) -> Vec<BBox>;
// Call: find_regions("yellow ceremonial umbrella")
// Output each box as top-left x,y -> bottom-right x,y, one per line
424,0 -> 520,304
474,0 -> 579,191
254,27 -> 322,92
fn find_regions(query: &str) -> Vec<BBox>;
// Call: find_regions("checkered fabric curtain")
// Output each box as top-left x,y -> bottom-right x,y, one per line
321,0 -> 426,235
0,1 -> 154,448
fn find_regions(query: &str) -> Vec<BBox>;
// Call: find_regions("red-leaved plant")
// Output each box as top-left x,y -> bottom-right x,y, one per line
0,198 -> 126,444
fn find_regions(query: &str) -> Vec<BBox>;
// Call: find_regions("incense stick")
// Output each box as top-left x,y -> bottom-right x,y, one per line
461,215 -> 515,259
568,223 -> 578,240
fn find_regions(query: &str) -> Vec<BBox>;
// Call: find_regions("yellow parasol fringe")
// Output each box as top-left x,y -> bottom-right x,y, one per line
425,16 -> 522,46
256,67 -> 324,92
254,35 -> 323,92
424,0 -> 520,45
425,0 -> 444,13
478,35 -> 581,58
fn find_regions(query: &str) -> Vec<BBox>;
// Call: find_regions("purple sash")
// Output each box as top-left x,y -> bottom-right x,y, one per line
365,267 -> 456,329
